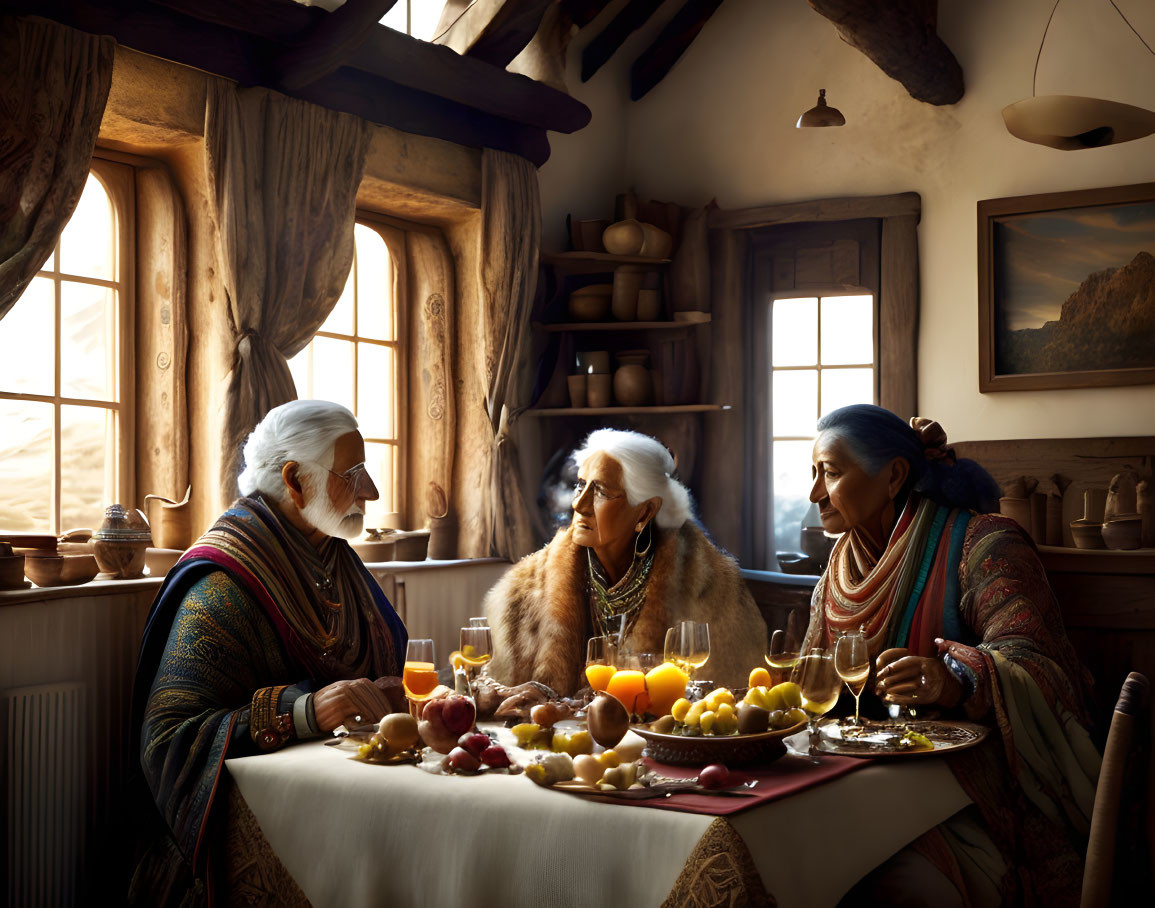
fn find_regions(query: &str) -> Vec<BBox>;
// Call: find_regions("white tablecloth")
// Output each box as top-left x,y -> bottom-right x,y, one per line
226,728 -> 970,908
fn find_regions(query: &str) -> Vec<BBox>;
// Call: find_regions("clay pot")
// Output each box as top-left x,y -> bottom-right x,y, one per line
568,284 -> 612,322
587,373 -> 612,408
24,552 -> 99,587
998,497 -> 1031,533
567,374 -> 588,408
636,289 -> 661,321
602,219 -> 645,255
1101,516 -> 1142,551
427,514 -> 458,560
1069,519 -> 1106,550
92,504 -> 152,579
611,267 -> 644,321
0,547 -> 27,589
145,486 -> 192,550
613,364 -> 652,407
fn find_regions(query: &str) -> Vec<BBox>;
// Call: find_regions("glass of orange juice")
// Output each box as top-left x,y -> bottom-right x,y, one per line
584,636 -> 618,692
402,639 -> 438,712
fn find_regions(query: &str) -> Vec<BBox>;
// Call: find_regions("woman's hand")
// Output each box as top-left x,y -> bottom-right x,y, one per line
313,678 -> 397,731
874,648 -> 962,710
373,675 -> 408,714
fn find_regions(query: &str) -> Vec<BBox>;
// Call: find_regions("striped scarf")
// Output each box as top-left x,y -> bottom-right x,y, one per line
181,495 -> 401,679
814,495 -> 973,658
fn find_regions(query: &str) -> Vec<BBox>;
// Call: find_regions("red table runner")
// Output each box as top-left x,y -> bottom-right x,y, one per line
620,751 -> 870,816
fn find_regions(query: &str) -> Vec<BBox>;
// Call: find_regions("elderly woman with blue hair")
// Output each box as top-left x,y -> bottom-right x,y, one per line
484,428 -> 766,695
803,405 -> 1098,908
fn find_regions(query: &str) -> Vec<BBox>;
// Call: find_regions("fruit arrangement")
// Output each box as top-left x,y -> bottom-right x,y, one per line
651,681 -> 807,737
443,730 -> 514,773
355,712 -> 421,763
417,694 -> 478,753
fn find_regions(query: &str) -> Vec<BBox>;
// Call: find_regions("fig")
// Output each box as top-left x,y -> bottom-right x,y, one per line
459,731 -> 492,757
447,746 -> 482,773
587,691 -> 630,748
480,744 -> 511,768
736,702 -> 770,735
698,763 -> 731,790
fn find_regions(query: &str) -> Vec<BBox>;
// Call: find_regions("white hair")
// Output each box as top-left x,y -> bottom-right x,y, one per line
571,428 -> 692,529
238,400 -> 358,505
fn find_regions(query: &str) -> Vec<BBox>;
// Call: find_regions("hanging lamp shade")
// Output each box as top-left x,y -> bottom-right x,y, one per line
796,89 -> 845,128
1002,94 -> 1155,149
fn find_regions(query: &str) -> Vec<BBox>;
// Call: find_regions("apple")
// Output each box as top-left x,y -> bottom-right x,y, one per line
459,731 -> 492,758
698,763 -> 731,790
441,694 -> 477,736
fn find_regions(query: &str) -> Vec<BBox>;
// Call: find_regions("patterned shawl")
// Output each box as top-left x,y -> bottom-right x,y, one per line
807,494 -> 974,658
132,496 -> 406,872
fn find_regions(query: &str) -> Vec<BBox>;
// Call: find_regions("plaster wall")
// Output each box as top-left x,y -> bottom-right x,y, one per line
539,0 -> 1155,442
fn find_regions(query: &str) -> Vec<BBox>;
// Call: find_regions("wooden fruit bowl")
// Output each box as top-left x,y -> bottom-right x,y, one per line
632,719 -> 807,767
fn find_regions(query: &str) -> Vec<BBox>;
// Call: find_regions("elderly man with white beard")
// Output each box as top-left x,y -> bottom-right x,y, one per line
130,400 -> 408,903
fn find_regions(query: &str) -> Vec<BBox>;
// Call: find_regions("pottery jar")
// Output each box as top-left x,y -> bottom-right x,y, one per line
92,504 -> 153,579
613,364 -> 652,407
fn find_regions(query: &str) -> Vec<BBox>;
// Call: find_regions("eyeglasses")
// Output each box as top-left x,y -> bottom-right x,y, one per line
573,478 -> 624,503
322,462 -> 377,497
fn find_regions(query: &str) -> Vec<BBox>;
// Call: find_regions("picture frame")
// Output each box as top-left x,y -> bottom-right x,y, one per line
977,182 -> 1155,392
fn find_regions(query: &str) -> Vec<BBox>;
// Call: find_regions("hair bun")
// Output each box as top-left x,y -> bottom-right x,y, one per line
909,416 -> 955,464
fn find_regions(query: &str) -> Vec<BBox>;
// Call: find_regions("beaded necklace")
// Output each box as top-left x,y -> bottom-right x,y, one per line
587,543 -> 656,644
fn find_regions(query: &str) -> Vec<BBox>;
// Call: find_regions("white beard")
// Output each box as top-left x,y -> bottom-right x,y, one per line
298,466 -> 365,540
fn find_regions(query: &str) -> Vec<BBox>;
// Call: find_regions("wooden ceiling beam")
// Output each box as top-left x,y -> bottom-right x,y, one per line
272,0 -> 400,92
581,0 -> 662,82
807,0 -> 963,105
433,0 -> 555,68
630,0 -> 723,101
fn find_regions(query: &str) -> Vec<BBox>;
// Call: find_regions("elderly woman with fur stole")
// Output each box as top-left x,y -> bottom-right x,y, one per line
483,429 -> 767,695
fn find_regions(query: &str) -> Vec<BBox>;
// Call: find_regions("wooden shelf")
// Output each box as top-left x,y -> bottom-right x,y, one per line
542,252 -> 670,270
1038,545 -> 1155,575
536,316 -> 709,332
528,404 -> 730,417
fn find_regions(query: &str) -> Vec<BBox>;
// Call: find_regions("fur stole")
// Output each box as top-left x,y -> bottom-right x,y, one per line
484,522 -> 767,696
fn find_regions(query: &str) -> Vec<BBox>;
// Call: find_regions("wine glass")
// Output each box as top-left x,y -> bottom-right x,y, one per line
584,635 -> 618,692
765,609 -> 805,686
402,639 -> 438,713
457,625 -> 493,696
468,616 -> 488,627
663,621 -> 710,678
834,629 -> 870,725
793,647 -> 840,753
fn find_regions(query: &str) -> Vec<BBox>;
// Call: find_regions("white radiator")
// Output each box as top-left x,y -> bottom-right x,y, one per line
4,683 -> 87,908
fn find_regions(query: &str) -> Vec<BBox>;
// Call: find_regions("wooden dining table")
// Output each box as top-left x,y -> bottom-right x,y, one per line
223,722 -> 972,907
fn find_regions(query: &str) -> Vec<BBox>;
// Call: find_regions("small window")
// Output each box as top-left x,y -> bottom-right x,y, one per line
289,222 -> 401,523
0,162 -> 132,534
769,293 -> 876,561
380,0 -> 446,40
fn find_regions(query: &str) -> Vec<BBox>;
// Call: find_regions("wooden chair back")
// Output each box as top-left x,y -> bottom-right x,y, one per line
1081,671 -> 1150,908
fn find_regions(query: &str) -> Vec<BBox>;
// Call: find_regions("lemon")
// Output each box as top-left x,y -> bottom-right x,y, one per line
671,697 -> 692,724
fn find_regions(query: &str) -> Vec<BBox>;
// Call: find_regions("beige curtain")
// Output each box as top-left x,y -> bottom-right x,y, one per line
204,80 -> 370,495
0,15 -> 114,320
478,149 -> 541,559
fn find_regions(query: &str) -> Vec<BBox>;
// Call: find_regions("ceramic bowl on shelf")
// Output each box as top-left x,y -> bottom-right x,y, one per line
24,553 -> 99,587
1069,519 -> 1106,549
0,543 -> 28,589
568,284 -> 612,322
1101,515 -> 1142,551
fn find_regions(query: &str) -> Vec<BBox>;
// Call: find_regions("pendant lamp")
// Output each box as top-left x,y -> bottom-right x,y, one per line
796,89 -> 845,128
1003,0 -> 1155,149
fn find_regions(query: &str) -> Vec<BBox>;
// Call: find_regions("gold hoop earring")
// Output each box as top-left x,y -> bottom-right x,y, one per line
634,521 -> 653,558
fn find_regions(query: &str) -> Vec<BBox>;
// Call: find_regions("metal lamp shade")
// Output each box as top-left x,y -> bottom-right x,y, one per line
796,90 -> 845,128
1002,95 -> 1155,149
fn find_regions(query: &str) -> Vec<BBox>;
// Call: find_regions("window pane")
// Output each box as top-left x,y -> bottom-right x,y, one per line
356,226 -> 393,341
59,173 -> 115,280
0,400 -> 53,532
321,261 -> 355,336
364,441 -> 395,522
820,295 -> 873,365
357,343 -> 395,438
772,440 -> 815,559
0,276 -> 54,395
820,368 -> 874,416
772,297 -> 817,367
61,282 -> 117,401
411,0 -> 445,40
379,2 -> 407,32
288,344 -> 312,398
60,405 -> 115,531
311,336 -> 354,409
772,369 -> 817,436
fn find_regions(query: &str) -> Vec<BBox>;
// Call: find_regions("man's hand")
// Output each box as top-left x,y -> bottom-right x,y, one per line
313,678 -> 396,731
874,648 -> 962,710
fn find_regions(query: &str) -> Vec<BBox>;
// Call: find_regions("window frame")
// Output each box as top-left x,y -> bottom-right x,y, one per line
0,154 -> 135,534
290,210 -> 410,523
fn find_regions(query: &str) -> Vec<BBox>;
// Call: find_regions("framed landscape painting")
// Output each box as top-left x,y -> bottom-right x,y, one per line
978,182 -> 1155,391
